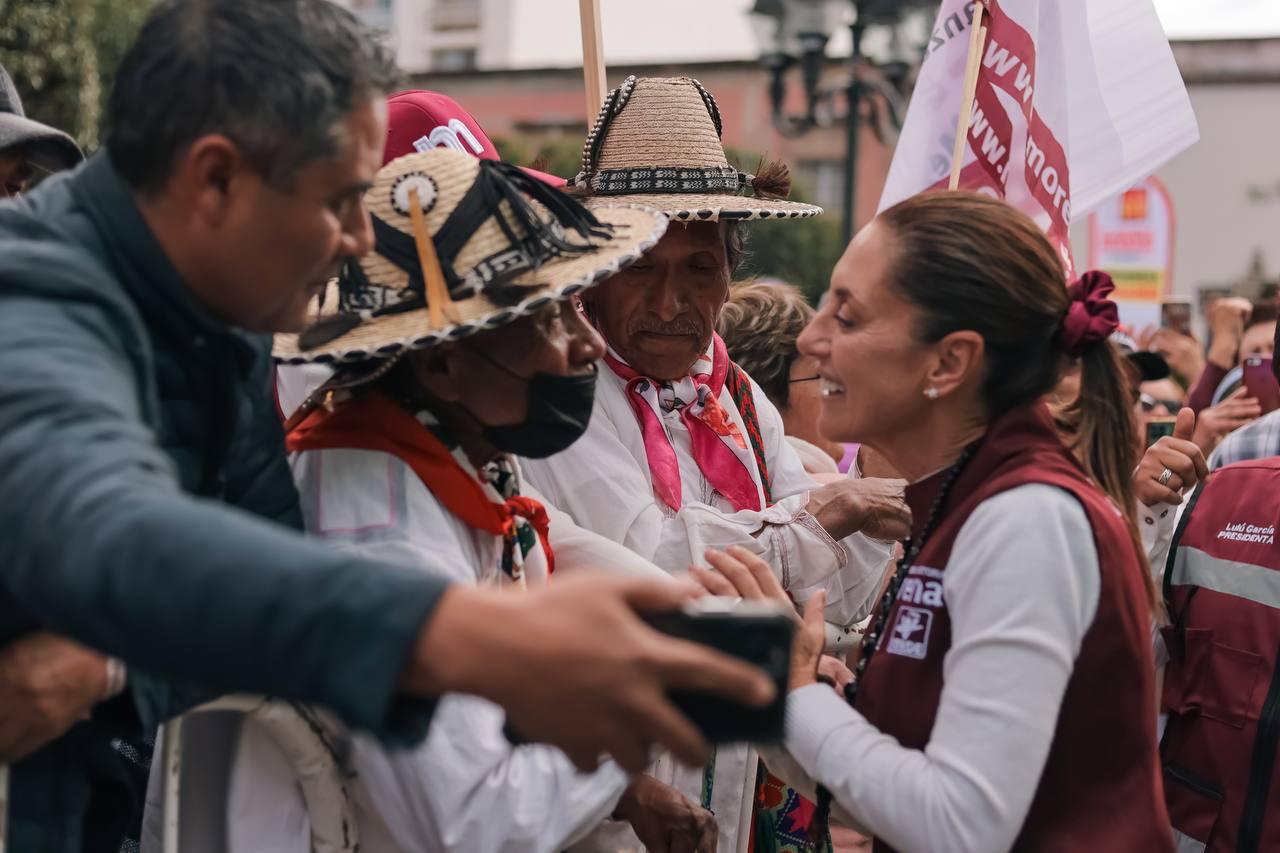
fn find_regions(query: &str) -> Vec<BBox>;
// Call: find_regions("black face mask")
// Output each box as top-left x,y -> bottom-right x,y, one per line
465,345 -> 598,458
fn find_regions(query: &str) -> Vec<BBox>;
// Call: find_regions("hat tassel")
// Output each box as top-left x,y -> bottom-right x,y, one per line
407,186 -> 460,327
743,158 -> 793,200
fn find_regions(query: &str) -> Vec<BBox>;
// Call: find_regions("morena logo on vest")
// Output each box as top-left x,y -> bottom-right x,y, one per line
886,566 -> 944,659
887,606 -> 934,660
898,574 -> 944,608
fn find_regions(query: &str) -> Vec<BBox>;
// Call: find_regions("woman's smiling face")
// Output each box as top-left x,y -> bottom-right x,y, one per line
797,221 -> 938,450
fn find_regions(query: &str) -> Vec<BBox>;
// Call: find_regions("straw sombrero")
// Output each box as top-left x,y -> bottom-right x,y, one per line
567,76 -> 822,222
274,148 -> 668,364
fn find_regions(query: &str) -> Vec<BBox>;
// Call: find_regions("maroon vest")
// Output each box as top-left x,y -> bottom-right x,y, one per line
1161,458 -> 1280,853
854,404 -> 1171,852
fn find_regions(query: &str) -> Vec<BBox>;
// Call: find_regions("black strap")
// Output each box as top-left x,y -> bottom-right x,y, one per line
430,173 -> 496,290
1160,479 -> 1205,743
1163,479 -> 1206,620
725,362 -> 772,505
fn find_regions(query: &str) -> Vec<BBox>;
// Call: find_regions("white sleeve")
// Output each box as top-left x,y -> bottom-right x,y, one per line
227,699 -> 629,853
782,484 -> 1101,853
527,482 -> 673,580
1140,500 -> 1183,587
288,451 -> 629,850
785,435 -> 840,475
296,449 -> 482,585
522,385 -> 890,625
351,695 -> 628,853
1140,498 -> 1186,670
752,378 -> 894,625
650,492 -> 886,625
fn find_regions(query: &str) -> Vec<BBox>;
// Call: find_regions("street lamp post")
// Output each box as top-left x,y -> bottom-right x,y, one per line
842,12 -> 866,246
751,0 -> 928,244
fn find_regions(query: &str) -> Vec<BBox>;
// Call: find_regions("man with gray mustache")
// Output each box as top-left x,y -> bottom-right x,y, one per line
525,221 -> 904,621
520,75 -> 911,853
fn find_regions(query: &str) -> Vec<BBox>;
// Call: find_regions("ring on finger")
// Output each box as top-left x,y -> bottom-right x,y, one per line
1158,467 -> 1174,487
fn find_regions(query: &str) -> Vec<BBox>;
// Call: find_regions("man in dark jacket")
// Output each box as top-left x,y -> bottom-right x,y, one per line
0,60 -> 83,198
0,2 -> 772,850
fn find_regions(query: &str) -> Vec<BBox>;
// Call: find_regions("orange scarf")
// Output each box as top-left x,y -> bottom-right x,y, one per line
287,392 -> 554,575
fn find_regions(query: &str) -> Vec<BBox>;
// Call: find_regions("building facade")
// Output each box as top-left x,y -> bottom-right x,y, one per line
341,0 -> 1280,308
1145,38 -> 1280,299
338,0 -> 515,73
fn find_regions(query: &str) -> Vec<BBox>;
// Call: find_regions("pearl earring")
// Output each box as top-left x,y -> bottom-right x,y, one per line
924,387 -> 939,400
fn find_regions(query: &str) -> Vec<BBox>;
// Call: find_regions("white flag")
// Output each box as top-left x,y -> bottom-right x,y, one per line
878,0 -> 1198,277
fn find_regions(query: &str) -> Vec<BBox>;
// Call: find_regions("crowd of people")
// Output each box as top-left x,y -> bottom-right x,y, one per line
1,1 -> 1277,852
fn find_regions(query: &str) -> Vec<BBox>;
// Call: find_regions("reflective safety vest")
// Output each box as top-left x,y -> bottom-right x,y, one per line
1161,457 -> 1280,853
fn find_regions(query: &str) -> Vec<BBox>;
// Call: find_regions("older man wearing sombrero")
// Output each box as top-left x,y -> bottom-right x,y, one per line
226,148 -> 727,852
521,76 -> 908,853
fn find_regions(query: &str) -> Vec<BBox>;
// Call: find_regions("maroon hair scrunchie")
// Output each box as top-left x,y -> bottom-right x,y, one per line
1057,270 -> 1119,358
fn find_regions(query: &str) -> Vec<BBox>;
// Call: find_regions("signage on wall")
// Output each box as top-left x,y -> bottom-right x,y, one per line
1087,175 -> 1176,330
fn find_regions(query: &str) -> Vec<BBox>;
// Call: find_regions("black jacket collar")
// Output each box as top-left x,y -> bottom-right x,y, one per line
72,153 -> 255,368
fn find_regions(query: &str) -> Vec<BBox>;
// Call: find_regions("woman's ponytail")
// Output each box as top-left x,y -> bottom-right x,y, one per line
1056,272 -> 1161,617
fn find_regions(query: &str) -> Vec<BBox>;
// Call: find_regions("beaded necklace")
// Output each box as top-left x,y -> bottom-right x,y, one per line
811,442 -> 979,839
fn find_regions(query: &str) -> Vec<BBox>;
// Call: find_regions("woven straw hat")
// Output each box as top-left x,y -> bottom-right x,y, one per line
568,76 -> 821,222
274,148 -> 667,364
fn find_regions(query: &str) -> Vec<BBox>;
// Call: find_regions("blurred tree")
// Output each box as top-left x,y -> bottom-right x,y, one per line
495,134 -> 844,305
0,0 -> 152,154
737,212 -> 843,305
724,145 -> 844,305
494,132 -> 584,183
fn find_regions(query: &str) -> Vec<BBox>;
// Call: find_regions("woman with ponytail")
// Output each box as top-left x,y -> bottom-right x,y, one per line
1052,274 -> 1171,624
698,193 -> 1172,852
1055,273 -> 1148,540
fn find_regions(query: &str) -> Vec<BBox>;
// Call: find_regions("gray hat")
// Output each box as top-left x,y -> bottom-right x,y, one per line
0,62 -> 83,172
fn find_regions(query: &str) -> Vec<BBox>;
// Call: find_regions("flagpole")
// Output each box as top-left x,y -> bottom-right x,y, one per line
578,0 -> 607,118
948,2 -> 989,190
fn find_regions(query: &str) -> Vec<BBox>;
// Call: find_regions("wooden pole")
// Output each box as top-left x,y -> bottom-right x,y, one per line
948,2 -> 989,190
578,0 -> 607,118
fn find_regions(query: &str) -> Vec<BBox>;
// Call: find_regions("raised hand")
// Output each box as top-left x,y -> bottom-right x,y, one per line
1206,297 -> 1254,370
1143,326 -> 1204,387
1193,387 -> 1261,456
1134,408 -> 1208,506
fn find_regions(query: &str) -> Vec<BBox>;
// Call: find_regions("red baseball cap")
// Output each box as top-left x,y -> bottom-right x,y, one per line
384,90 -> 565,187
